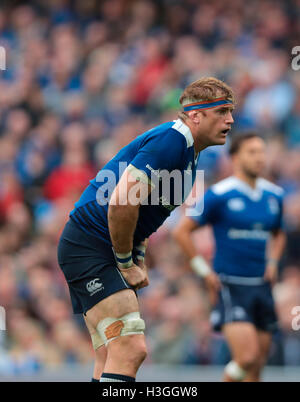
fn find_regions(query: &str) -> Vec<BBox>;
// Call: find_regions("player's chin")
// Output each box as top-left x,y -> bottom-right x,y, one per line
215,134 -> 228,145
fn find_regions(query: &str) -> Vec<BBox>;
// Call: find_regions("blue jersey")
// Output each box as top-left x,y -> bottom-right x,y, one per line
191,176 -> 284,277
70,119 -> 199,246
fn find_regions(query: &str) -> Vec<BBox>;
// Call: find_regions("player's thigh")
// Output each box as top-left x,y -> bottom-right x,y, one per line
85,288 -> 139,328
222,322 -> 260,362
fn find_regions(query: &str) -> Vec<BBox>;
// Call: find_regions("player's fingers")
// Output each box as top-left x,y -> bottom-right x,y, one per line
139,280 -> 149,289
135,277 -> 149,290
135,270 -> 148,289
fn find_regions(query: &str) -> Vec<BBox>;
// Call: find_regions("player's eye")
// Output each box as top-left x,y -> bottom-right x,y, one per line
217,108 -> 228,115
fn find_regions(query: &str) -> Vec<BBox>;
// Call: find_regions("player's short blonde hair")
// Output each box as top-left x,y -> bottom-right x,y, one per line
178,77 -> 235,120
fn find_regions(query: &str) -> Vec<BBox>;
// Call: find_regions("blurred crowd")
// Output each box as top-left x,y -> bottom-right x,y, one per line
0,0 -> 300,375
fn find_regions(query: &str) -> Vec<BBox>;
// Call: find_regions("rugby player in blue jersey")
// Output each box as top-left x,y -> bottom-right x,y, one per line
173,133 -> 286,382
57,77 -> 234,382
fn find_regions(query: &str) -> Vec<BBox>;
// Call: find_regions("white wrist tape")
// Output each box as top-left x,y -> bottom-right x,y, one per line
267,258 -> 278,267
115,251 -> 133,269
134,244 -> 146,261
190,255 -> 212,278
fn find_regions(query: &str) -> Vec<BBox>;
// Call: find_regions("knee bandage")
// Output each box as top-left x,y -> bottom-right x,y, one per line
91,332 -> 105,350
96,312 -> 145,346
225,361 -> 246,381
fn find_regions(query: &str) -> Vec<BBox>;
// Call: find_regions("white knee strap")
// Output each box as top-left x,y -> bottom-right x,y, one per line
91,332 -> 105,350
96,312 -> 145,346
225,361 -> 246,381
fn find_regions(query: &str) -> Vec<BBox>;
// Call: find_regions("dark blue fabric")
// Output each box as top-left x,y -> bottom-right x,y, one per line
211,280 -> 278,333
57,220 -> 134,314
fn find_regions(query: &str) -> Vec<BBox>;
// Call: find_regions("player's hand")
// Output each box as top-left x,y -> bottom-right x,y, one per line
264,263 -> 278,286
119,263 -> 148,289
134,260 -> 149,290
204,272 -> 221,306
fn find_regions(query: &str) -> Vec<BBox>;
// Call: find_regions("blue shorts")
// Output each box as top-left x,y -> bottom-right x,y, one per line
57,219 -> 135,315
210,274 -> 278,333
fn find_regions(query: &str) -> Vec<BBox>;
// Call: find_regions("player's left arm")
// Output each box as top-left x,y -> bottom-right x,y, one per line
264,228 -> 286,285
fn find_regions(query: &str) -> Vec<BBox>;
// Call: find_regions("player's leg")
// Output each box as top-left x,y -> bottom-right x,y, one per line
85,288 -> 147,382
243,330 -> 271,382
84,315 -> 108,381
222,322 -> 260,382
246,282 -> 276,381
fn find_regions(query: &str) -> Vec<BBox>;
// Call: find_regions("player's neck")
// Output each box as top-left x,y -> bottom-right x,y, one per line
182,119 -> 207,153
234,172 -> 257,189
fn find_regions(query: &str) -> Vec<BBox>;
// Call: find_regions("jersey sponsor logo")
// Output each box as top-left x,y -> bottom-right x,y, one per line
210,310 -> 221,326
232,306 -> 246,320
86,279 -> 104,296
228,228 -> 270,240
146,164 -> 161,180
227,198 -> 245,211
95,161 -> 205,216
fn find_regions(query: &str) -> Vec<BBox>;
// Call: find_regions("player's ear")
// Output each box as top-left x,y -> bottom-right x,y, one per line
188,110 -> 200,124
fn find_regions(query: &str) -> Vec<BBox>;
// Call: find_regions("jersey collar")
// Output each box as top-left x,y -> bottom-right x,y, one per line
233,176 -> 263,201
172,119 -> 194,148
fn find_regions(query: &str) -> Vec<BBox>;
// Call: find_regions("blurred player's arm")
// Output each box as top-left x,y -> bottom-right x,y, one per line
173,216 -> 199,259
173,216 -> 221,304
264,228 -> 286,285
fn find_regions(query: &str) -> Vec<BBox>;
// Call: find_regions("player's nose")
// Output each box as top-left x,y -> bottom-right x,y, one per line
226,113 -> 234,124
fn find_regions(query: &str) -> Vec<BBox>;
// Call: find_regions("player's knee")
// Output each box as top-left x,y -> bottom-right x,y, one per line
109,335 -> 147,367
123,335 -> 147,365
96,312 -> 147,367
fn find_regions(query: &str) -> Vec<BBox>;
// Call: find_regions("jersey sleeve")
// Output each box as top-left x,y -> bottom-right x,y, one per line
189,188 -> 222,226
129,129 -> 185,187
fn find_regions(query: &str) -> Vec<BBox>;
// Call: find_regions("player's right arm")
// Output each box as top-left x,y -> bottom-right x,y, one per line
108,168 -> 152,289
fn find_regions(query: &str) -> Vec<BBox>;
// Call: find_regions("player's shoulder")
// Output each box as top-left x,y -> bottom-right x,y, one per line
141,119 -> 193,150
170,119 -> 194,148
210,176 -> 240,196
257,178 -> 284,197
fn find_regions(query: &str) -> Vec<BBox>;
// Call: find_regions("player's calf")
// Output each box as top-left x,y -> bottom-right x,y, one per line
91,345 -> 107,381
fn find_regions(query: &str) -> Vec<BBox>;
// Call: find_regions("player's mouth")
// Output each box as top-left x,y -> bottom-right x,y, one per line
221,128 -> 231,135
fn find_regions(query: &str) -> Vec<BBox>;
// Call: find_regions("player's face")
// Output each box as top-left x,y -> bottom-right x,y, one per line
198,105 -> 234,146
235,137 -> 266,178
